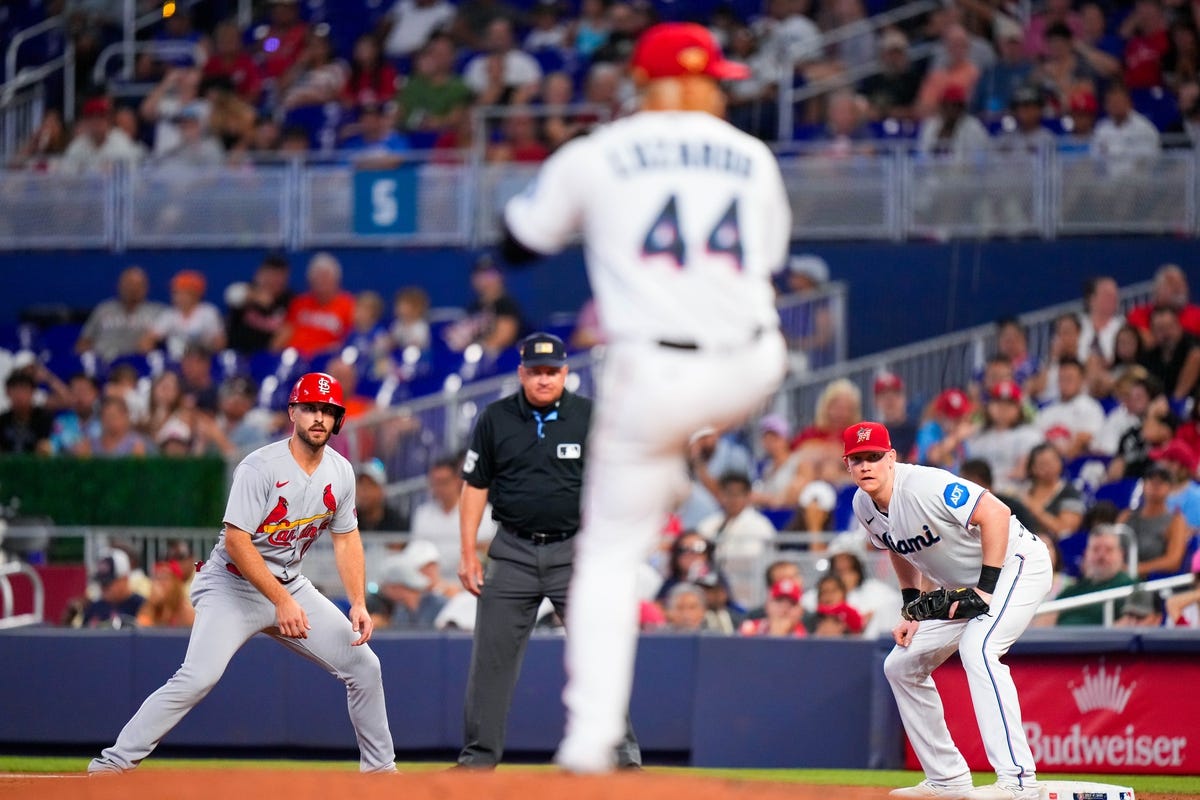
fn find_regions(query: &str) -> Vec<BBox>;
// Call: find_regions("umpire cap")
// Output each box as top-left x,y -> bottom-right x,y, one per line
519,332 -> 567,368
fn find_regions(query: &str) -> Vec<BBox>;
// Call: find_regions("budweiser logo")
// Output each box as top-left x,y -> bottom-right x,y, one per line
1071,663 -> 1136,714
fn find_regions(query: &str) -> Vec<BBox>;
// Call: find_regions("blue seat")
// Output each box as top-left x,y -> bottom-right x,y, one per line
1093,478 -> 1141,512
1058,529 -> 1088,579
763,507 -> 795,531
832,483 -> 860,532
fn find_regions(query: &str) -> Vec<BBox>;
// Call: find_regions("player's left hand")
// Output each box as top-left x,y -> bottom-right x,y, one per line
349,603 -> 373,646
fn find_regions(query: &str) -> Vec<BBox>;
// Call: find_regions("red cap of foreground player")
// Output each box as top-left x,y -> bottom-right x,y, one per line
631,23 -> 751,82
842,422 -> 893,457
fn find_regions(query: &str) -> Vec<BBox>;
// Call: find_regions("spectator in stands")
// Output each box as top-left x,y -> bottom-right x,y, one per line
916,25 -> 983,118
739,578 -> 806,637
791,378 -> 863,485
344,290 -> 393,378
144,370 -> 187,445
821,0 -> 873,68
1032,23 -> 1095,113
139,270 -> 224,359
341,34 -> 398,112
1091,82 -> 1162,179
743,559 -> 802,622
202,76 -> 257,157
204,20 -> 263,105
695,571 -> 745,634
915,387 -> 974,468
273,252 -> 356,358
1155,439 -> 1200,528
323,357 -> 374,422
1119,0 -> 1170,91
256,0 -> 309,85
723,25 -> 779,141
524,0 -> 570,52
540,71 -> 585,150
1166,572 -> 1200,627
85,396 -> 148,457
1179,392 -> 1200,456
194,375 -> 274,456
960,457 -> 1041,534
1029,311 -> 1083,404
1127,264 -> 1200,343
135,559 -> 195,627
656,531 -> 716,603
664,583 -> 709,632
225,253 -> 293,354
140,67 -> 205,159
80,550 -> 145,628
379,0 -> 456,61
1108,387 -> 1174,481
570,0 -> 611,60
814,90 -> 874,157
812,601 -> 866,637
376,551 -> 447,629
404,538 -> 460,599
992,316 -> 1040,390
1023,0 -> 1082,60
343,101 -> 410,169
1179,81 -> 1200,148
589,1 -> 652,66
972,18 -> 1035,121
750,0 -> 822,86
964,379 -> 1044,493
751,413 -> 804,509
178,345 -> 219,413
50,373 -> 102,456
388,285 -> 432,358
1016,442 -> 1086,539
153,102 -> 225,168
1139,305 -> 1200,402
826,549 -> 900,639
397,33 -> 474,136
1163,21 -> 1200,95
486,110 -> 550,163
1036,357 -> 1106,459
1074,4 -> 1123,78
802,573 -> 854,633
1113,589 -> 1165,627
1078,275 -> 1123,368
916,84 -> 990,159
354,458 -> 408,533
1053,526 -> 1136,625
279,27 -> 349,121
781,254 -> 835,370
1061,87 -> 1099,141
451,0 -> 523,50
1122,462 -> 1190,578
411,455 -> 497,571
872,372 -> 917,461
0,371 -> 52,455
61,96 -> 145,173
443,255 -> 526,357
462,18 -> 543,107
698,472 -> 777,605
861,28 -> 924,122
12,107 -> 68,167
1095,366 -> 1154,455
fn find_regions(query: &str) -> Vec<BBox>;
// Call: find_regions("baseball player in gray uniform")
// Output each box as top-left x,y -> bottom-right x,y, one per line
88,372 -> 396,775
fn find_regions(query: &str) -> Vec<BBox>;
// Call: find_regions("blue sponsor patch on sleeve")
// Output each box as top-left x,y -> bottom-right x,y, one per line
943,482 -> 969,509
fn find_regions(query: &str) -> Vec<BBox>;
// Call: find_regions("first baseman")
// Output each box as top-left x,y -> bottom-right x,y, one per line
88,372 -> 396,775
499,22 -> 790,773
844,421 -> 1051,800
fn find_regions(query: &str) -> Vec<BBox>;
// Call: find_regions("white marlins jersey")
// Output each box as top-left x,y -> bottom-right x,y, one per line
854,462 -> 1041,589
214,439 -> 359,581
505,110 -> 790,346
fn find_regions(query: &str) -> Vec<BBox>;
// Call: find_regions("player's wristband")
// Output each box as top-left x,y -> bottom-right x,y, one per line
977,565 -> 1002,595
901,588 -> 921,607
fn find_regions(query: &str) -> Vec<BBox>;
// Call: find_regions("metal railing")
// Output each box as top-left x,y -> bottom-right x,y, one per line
2,142 -> 1194,250
92,41 -> 208,87
1037,574 -> 1195,626
0,560 -> 44,630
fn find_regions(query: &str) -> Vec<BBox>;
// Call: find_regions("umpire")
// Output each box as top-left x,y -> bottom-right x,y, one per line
456,332 -> 641,769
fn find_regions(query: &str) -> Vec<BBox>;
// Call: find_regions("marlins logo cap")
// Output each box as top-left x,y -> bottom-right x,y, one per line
631,22 -> 751,82
519,332 -> 567,368
842,422 -> 892,457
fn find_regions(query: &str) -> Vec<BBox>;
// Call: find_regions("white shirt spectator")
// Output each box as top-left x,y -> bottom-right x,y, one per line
1035,392 -> 1106,446
462,50 -> 543,95
383,0 -> 457,58
1077,313 -> 1123,364
1093,403 -> 1138,456
1090,110 -> 1160,178
917,113 -> 991,161
964,425 -> 1045,494
150,302 -> 225,360
61,129 -> 145,173
752,13 -> 822,76
410,498 -> 497,573
698,505 -> 777,607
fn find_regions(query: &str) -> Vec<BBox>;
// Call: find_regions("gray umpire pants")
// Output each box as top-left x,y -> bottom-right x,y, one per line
457,527 -> 641,767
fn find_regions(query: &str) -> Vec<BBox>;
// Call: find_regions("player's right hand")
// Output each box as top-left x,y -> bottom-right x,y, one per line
458,552 -> 484,597
893,618 -> 919,647
275,595 -> 311,639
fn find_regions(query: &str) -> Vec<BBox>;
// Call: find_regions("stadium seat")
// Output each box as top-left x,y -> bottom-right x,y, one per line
1093,477 -> 1142,512
832,483 -> 860,532
763,507 -> 795,531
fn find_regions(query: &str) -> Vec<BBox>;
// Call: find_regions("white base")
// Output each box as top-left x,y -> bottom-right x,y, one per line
1040,781 -> 1135,800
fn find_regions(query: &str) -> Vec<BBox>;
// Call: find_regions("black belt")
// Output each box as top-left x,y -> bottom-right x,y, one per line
657,326 -> 768,352
505,527 -> 576,544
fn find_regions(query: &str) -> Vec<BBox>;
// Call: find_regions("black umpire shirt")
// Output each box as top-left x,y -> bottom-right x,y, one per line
461,389 -> 591,534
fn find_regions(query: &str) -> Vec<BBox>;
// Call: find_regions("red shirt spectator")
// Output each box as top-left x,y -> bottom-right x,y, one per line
258,0 -> 309,81
204,20 -> 264,104
273,253 -> 355,358
1121,0 -> 1170,89
1126,264 -> 1200,341
341,34 -> 399,109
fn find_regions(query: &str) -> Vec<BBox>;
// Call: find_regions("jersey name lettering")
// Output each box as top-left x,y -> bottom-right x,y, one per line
608,140 -> 753,178
882,525 -> 943,556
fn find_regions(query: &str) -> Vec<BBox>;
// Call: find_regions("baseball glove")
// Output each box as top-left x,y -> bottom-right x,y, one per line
901,588 -> 990,622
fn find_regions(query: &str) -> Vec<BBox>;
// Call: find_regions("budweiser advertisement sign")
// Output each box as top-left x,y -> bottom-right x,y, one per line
904,655 -> 1196,774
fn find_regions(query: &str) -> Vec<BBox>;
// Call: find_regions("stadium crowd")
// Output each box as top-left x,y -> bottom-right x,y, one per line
3,0 -> 1199,173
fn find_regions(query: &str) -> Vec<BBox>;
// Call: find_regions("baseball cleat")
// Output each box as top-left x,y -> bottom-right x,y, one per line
889,779 -> 974,799
964,782 -> 1040,800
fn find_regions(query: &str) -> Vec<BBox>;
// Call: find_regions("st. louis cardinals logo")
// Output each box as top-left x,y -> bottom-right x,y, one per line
256,484 -> 338,559
317,376 -> 331,394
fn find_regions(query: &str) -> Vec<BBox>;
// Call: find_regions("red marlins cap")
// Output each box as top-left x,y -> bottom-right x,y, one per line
630,23 -> 751,82
989,379 -> 1023,403
843,422 -> 892,457
873,371 -> 904,394
770,578 -> 802,603
934,388 -> 971,419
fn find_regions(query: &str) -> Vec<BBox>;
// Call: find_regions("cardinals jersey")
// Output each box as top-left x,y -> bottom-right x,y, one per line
854,462 -> 1043,589
505,110 -> 790,347
213,438 -> 358,581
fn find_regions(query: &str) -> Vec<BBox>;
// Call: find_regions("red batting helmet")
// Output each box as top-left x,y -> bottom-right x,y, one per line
288,372 -> 346,434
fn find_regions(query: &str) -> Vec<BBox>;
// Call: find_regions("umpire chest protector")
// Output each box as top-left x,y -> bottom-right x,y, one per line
462,389 -> 591,534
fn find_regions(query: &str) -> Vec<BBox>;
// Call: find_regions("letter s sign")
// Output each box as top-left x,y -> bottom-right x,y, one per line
352,167 -> 417,235
371,179 -> 398,226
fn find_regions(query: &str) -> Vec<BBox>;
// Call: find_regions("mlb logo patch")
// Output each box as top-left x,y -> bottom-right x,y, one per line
557,443 -> 581,459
